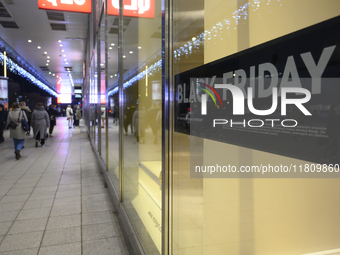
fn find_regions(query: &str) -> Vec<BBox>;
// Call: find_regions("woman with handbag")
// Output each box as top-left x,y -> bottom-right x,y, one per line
66,105 -> 73,129
6,102 -> 28,160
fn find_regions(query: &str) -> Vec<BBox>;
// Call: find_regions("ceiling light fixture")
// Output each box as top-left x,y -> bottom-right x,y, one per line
47,60 -> 50,63
111,43 -> 115,46
61,50 -> 65,52
44,51 -> 47,54
129,51 -> 133,54
37,46 -> 41,49
28,40 -> 32,43
138,46 -> 141,49
58,40 -> 62,43
47,56 -> 50,59
109,47 -> 112,50
59,44 -> 63,47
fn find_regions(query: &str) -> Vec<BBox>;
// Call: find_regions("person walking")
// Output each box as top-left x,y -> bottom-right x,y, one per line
19,101 -> 32,136
66,105 -> 73,129
6,102 -> 28,159
0,104 -> 8,143
31,102 -> 50,147
132,105 -> 146,143
47,104 -> 57,137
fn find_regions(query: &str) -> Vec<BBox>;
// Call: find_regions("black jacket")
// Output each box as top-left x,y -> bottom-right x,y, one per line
0,105 -> 8,130
47,107 -> 58,126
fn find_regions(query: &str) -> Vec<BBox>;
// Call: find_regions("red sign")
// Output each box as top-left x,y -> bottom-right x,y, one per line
108,0 -> 155,18
38,0 -> 91,14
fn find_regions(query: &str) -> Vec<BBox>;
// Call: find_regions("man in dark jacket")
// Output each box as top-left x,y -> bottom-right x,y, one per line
0,104 -> 8,143
47,105 -> 57,137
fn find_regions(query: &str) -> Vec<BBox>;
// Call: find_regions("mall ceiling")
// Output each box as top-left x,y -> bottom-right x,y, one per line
0,0 -> 89,95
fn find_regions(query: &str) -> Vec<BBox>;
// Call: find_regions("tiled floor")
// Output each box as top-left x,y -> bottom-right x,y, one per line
0,118 -> 129,255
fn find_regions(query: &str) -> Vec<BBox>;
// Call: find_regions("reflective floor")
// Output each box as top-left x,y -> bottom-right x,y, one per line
0,118 -> 129,255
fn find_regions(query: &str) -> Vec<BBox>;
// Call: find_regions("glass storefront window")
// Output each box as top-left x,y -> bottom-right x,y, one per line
121,3 -> 163,254
171,1 -> 340,255
107,12 -> 120,190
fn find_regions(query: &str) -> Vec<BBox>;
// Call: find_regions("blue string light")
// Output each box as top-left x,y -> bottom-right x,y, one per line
108,0 -> 281,96
0,52 -> 58,97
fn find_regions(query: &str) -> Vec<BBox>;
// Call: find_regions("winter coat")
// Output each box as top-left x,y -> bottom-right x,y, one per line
75,108 -> 81,120
7,108 -> 28,139
132,107 -> 146,137
31,106 -> 50,139
0,105 -> 8,130
66,107 -> 73,119
47,107 -> 58,126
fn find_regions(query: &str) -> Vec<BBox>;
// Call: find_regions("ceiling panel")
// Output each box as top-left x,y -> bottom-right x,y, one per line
0,0 -> 88,94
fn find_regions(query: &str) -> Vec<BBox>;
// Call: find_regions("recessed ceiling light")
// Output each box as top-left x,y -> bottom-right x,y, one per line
100,63 -> 104,66
59,44 -> 63,47
58,40 -> 62,43
114,74 -> 117,76
64,59 -> 67,61
53,74 -> 55,76
61,50 -> 65,52
123,55 -> 126,58
129,51 -> 133,54
138,46 -> 141,49
110,75 -> 113,78
47,56 -> 50,59
63,55 -> 66,57
65,62 -> 68,64
44,51 -> 47,54
49,72 -> 51,74
46,63 -> 49,66
111,43 -> 115,46
37,46 -> 41,49
109,47 -> 112,50
47,60 -> 50,62
28,40 -> 32,43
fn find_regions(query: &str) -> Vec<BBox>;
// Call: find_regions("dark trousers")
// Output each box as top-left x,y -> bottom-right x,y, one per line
49,125 -> 55,135
0,128 -> 4,142
124,121 -> 133,134
36,131 -> 45,145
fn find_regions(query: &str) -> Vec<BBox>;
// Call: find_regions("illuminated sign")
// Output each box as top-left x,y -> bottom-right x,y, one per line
57,94 -> 72,104
38,0 -> 92,14
0,78 -> 8,100
108,0 -> 155,18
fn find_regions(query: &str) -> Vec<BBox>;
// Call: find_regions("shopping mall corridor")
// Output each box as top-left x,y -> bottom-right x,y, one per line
0,118 -> 129,255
